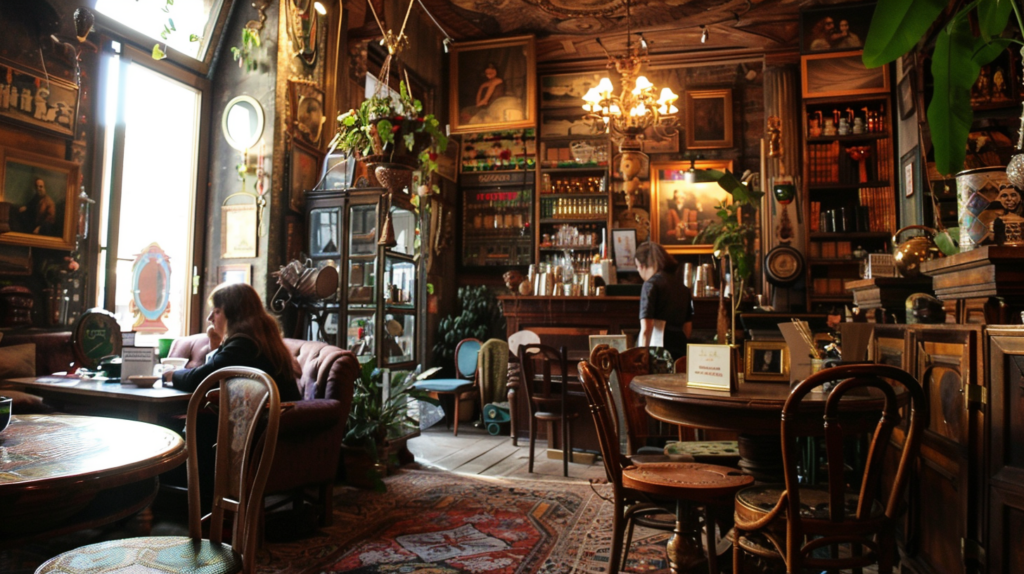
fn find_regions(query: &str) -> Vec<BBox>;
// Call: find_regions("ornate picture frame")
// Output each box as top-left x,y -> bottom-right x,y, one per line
744,341 -> 790,383
449,35 -> 536,134
799,2 -> 874,54
0,59 -> 79,139
801,51 -> 889,99
288,79 -> 327,146
0,147 -> 78,251
684,89 -> 733,150
650,159 -> 733,254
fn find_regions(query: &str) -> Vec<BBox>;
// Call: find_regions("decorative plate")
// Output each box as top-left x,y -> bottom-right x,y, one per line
764,245 -> 805,286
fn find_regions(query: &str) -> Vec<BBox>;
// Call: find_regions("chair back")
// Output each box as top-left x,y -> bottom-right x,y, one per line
610,346 -> 677,454
455,338 -> 482,380
782,364 -> 926,563
517,343 -> 569,415
577,360 -> 628,491
187,367 -> 280,574
478,338 -> 510,405
508,329 -> 541,359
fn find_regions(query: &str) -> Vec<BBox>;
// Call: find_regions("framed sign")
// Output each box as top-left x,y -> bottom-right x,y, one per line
0,59 -> 79,138
686,344 -> 734,391
744,341 -> 790,383
650,159 -> 733,254
221,203 -> 258,259
611,228 -> 637,272
801,51 -> 889,99
684,89 -> 733,149
898,68 -> 916,120
0,147 -> 78,251
901,146 -> 920,199
449,35 -> 536,134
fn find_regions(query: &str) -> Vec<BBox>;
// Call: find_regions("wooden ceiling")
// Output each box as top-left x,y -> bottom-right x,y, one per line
352,0 -> 834,63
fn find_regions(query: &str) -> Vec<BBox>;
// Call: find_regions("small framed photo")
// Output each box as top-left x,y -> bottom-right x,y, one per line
684,89 -> 733,150
898,68 -> 916,120
611,228 -> 637,272
449,35 -> 536,134
901,146 -> 920,199
218,264 -> 251,285
589,334 -> 627,353
801,51 -> 889,99
744,341 -> 790,383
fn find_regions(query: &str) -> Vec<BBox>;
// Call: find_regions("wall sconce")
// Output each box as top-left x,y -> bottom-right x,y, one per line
77,187 -> 95,240
313,1 -> 327,15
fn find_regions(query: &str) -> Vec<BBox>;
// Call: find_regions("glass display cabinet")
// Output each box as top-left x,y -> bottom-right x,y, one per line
305,186 -> 422,370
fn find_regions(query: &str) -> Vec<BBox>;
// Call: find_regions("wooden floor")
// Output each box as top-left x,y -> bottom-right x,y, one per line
407,421 -> 607,483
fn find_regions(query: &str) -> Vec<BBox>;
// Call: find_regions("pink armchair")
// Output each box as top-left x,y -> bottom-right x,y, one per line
168,333 -> 359,526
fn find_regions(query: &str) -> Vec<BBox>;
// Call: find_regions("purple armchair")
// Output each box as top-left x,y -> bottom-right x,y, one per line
168,333 -> 359,526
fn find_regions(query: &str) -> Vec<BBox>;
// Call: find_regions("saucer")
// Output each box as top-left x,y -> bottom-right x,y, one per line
127,375 -> 160,388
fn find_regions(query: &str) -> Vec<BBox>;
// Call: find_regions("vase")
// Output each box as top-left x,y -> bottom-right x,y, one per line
956,166 -> 1011,251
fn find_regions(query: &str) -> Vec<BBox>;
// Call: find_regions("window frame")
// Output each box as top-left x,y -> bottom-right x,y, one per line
90,39 -> 212,335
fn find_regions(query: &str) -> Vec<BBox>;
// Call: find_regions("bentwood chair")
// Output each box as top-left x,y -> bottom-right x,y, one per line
578,360 -> 754,574
519,343 -> 578,477
36,367 -> 281,574
732,364 -> 927,574
413,338 -> 481,436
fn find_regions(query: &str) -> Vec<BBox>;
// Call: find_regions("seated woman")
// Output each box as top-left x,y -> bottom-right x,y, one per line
163,282 -> 301,401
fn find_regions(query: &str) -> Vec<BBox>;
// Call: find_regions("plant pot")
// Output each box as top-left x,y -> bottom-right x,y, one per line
369,162 -> 414,196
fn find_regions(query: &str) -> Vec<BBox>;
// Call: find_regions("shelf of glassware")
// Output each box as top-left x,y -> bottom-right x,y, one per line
460,181 -> 534,268
538,136 -> 611,170
459,128 -> 537,173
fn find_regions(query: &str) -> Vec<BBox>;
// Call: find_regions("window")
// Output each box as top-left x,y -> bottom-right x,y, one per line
95,0 -> 226,62
96,42 -> 209,342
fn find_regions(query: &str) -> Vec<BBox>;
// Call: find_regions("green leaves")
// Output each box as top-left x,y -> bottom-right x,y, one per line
862,0 -> 947,68
977,0 -> 1014,40
928,19 -> 978,176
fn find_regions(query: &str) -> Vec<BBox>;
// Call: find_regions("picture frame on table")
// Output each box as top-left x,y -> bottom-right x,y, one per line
799,2 -> 873,54
0,59 -> 79,139
218,264 -> 251,285
289,137 -> 323,213
0,147 -> 78,251
611,228 -> 638,272
650,159 -> 734,254
684,89 -> 733,149
901,146 -> 920,199
540,71 -> 605,109
801,51 -> 889,99
449,35 -> 536,134
898,68 -> 916,120
744,341 -> 790,383
588,334 -> 628,353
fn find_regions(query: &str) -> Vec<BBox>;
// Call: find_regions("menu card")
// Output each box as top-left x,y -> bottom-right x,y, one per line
121,347 -> 156,380
686,344 -> 733,391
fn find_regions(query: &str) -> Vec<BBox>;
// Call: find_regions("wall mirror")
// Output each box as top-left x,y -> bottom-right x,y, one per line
222,95 -> 265,151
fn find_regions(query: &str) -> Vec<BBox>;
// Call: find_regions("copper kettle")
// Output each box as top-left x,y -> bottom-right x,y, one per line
892,225 -> 943,278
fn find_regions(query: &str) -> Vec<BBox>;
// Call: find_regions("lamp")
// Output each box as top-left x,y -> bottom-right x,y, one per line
313,1 -> 327,15
581,0 -> 678,152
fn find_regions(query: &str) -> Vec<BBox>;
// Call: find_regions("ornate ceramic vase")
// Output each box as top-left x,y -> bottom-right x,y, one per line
956,166 -> 1012,251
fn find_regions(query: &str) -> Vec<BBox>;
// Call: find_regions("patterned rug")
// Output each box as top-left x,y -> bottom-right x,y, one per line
259,469 -> 670,574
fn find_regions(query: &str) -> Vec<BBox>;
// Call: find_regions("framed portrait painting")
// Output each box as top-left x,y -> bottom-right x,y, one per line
802,51 -> 889,98
799,2 -> 874,54
650,159 -> 733,254
0,147 -> 78,250
449,35 -> 536,134
289,137 -> 323,213
684,89 -> 733,150
744,341 -> 790,383
970,48 -> 1019,110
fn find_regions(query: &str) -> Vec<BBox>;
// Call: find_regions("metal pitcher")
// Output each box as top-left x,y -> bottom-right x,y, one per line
892,225 -> 943,278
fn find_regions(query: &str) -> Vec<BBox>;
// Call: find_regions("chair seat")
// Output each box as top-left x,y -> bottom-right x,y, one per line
622,462 -> 754,500
36,536 -> 241,574
736,484 -> 885,521
413,379 -> 474,393
630,452 -> 695,464
532,409 -> 580,421
664,440 -> 740,459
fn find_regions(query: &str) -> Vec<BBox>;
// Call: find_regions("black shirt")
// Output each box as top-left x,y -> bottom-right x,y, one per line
639,271 -> 693,359
170,335 -> 301,402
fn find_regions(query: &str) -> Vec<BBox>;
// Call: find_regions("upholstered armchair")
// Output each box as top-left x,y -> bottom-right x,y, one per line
168,333 -> 360,526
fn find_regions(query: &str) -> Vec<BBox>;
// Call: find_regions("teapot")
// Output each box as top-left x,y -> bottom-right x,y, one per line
892,225 -> 943,278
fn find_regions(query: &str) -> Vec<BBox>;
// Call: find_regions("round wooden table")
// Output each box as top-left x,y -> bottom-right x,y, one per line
631,374 -> 897,481
0,414 -> 186,544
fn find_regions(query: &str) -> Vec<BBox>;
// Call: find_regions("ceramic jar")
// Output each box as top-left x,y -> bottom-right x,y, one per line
956,166 -> 1015,251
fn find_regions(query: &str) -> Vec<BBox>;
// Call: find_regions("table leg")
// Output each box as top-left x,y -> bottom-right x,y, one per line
665,500 -> 704,574
737,434 -> 785,483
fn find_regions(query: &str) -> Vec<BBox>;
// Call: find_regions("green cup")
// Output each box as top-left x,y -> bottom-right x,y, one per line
157,338 -> 174,359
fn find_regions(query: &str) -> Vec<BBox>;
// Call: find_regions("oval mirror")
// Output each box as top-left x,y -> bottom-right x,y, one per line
222,95 -> 265,151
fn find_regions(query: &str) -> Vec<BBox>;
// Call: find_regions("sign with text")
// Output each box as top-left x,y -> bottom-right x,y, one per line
686,344 -> 734,391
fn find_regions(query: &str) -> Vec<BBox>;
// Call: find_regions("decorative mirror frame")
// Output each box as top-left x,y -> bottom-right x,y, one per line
222,95 -> 265,151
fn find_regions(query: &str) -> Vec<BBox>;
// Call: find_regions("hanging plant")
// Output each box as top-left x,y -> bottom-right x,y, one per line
230,28 -> 262,73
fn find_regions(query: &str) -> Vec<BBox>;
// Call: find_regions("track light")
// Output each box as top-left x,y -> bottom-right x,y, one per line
443,37 -> 451,53
700,25 -> 708,44
313,1 -> 327,15
639,33 -> 648,50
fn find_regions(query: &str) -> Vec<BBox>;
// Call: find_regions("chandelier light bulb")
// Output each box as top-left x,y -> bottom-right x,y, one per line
657,87 -> 678,106
597,77 -> 615,97
633,75 -> 654,94
609,104 -> 622,116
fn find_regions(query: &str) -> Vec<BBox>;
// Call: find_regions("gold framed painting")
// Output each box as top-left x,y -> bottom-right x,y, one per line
684,89 -> 733,149
650,159 -> 733,254
449,35 -> 536,134
0,147 -> 78,250
744,341 -> 790,383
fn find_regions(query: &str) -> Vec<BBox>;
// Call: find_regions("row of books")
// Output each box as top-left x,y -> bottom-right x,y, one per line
858,186 -> 897,232
807,138 -> 892,185
811,278 -> 850,296
808,241 -> 854,259
807,186 -> 895,234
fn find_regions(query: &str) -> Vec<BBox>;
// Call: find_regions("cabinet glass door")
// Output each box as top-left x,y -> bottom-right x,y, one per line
309,207 -> 341,257
390,205 -> 417,256
349,204 -> 376,256
382,311 -> 415,365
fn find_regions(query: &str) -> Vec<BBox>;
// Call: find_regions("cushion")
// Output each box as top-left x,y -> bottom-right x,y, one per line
414,378 -> 475,393
0,343 -> 35,380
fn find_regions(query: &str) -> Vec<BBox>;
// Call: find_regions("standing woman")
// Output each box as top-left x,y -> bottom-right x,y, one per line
166,282 -> 302,402
634,241 -> 693,360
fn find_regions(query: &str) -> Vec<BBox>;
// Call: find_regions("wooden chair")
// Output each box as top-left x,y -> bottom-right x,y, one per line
518,343 -> 578,477
413,338 -> 481,436
578,360 -> 754,574
732,364 -> 927,574
35,367 -> 281,574
506,330 -> 541,446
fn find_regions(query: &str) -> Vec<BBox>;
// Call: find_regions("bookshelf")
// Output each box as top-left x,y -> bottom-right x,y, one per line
802,92 -> 895,312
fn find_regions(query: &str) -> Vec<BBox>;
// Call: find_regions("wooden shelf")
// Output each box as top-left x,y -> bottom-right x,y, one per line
809,295 -> 854,302
539,192 -> 607,199
540,218 -> 607,224
808,181 -> 890,191
540,245 -> 599,251
808,259 -> 860,266
540,166 -> 610,173
806,133 -> 889,143
809,232 -> 890,240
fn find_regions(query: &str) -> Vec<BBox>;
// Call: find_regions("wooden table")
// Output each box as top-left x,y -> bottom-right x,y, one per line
2,376 -> 191,423
631,374 -> 896,481
0,414 -> 186,544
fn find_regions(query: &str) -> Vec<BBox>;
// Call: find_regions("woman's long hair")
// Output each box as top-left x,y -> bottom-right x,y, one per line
634,241 -> 678,274
210,283 -> 295,377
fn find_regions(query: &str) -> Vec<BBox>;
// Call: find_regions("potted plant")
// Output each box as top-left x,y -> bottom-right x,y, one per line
343,357 -> 440,491
431,285 -> 505,378
862,1 -> 1024,176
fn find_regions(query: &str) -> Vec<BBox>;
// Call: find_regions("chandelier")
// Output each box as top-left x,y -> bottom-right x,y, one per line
581,1 -> 679,151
